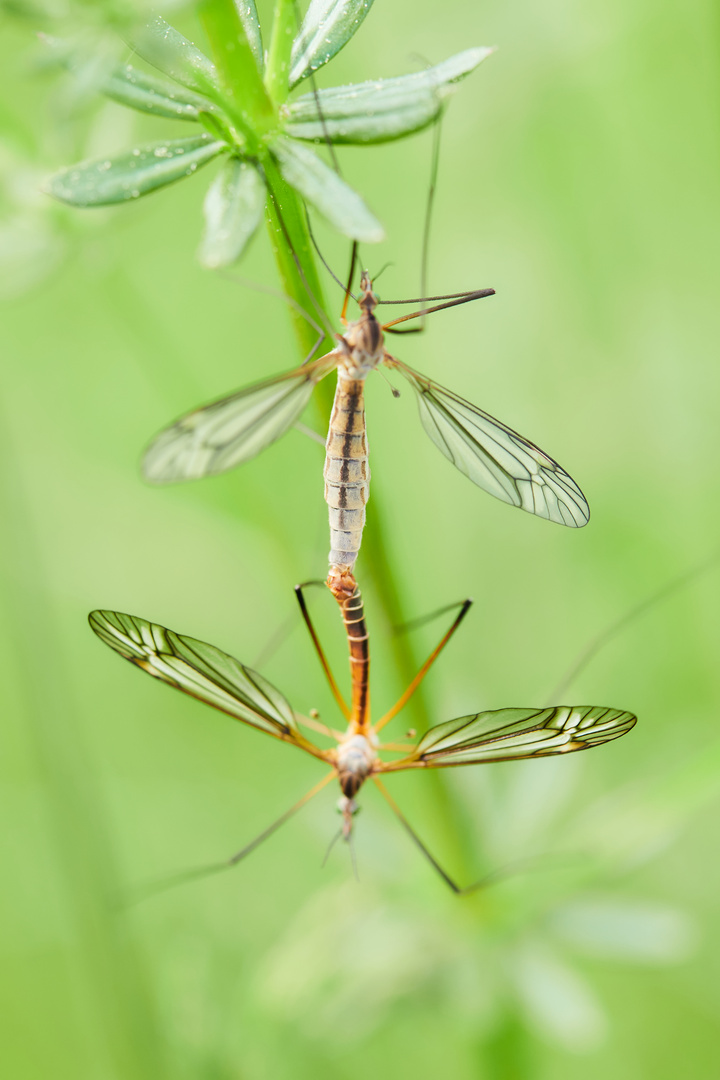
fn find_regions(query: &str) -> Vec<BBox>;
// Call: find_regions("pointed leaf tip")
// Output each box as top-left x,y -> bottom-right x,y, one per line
234,0 -> 264,70
271,138 -> 384,243
287,47 -> 495,145
46,135 -> 225,208
128,16 -> 220,97
198,158 -> 266,268
289,0 -> 374,88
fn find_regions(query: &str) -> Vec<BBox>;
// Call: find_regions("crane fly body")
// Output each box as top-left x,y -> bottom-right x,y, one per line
143,271 -> 590,574
88,581 -> 635,893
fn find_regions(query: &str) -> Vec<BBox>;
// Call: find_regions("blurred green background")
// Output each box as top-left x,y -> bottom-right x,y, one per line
2,1 -> 720,1077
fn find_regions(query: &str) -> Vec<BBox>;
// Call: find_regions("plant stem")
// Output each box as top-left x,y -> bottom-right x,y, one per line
262,159 -> 469,866
479,1009 -> 536,1080
204,0 -> 472,871
200,0 -> 275,142
265,0 -> 295,104
261,153 -> 335,358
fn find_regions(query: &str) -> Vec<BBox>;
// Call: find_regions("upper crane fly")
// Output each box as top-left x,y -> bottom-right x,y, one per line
143,262 -> 590,572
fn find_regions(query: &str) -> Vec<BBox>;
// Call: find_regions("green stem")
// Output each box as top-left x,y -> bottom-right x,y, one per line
261,153 -> 335,358
204,0 -> 473,880
261,154 -> 468,869
200,0 -> 276,143
479,1008 -> 536,1080
265,0 -> 295,104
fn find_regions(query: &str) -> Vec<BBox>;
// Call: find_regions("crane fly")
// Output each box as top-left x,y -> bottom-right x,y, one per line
143,250 -> 590,573
88,583 -> 634,895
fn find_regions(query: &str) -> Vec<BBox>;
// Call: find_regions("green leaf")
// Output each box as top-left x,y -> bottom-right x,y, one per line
104,63 -> 216,120
234,0 -> 264,70
46,135 -> 226,208
270,137 -> 384,242
286,48 -> 495,144
289,0 -> 374,89
127,16 -> 221,98
40,35 -> 217,120
198,157 -> 265,268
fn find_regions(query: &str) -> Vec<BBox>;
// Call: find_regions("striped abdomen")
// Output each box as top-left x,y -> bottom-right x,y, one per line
341,585 -> 370,733
324,372 -> 369,569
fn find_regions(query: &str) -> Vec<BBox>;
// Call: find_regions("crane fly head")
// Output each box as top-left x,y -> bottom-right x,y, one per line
358,271 -> 378,315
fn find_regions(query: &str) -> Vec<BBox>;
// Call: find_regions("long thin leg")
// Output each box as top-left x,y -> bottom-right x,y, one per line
218,270 -> 326,341
373,779 -> 559,896
348,830 -> 360,882
260,166 -> 336,339
373,778 -> 486,895
545,546 -> 720,703
378,289 -> 490,306
373,114 -> 441,325
417,116 -> 442,331
306,210 -> 356,298
374,600 -> 473,734
340,241 -> 358,324
299,328 -> 327,367
251,609 -> 298,671
305,72 -> 341,175
297,711 -> 345,741
295,583 -> 351,721
321,826 -> 343,867
382,288 -> 495,331
293,421 -> 326,447
394,597 -> 474,636
127,771 -> 336,904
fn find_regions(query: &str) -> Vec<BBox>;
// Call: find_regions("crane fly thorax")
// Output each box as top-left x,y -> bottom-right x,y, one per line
335,732 -> 377,797
338,313 -> 384,380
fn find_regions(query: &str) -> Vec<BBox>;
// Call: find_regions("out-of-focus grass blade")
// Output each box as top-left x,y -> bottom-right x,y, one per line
289,0 -> 374,89
270,136 -> 384,242
198,157 -> 265,268
127,15 -> 220,97
46,135 -> 226,207
0,411 -> 169,1080
286,47 -> 494,144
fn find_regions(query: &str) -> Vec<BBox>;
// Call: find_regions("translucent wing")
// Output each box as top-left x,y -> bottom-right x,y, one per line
143,353 -> 338,483
380,706 -> 636,770
89,610 -> 322,753
384,356 -> 589,527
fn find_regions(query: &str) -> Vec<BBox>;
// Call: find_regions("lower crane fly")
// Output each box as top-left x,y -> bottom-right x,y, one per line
89,583 -> 635,894
143,247 -> 590,574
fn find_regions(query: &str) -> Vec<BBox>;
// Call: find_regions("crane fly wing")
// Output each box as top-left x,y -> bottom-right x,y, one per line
379,706 -> 636,770
89,610 -> 311,746
383,356 -> 589,528
143,353 -> 339,483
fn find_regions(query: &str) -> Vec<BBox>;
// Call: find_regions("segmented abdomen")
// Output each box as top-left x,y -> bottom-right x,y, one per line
342,585 -> 370,733
324,372 -> 369,570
